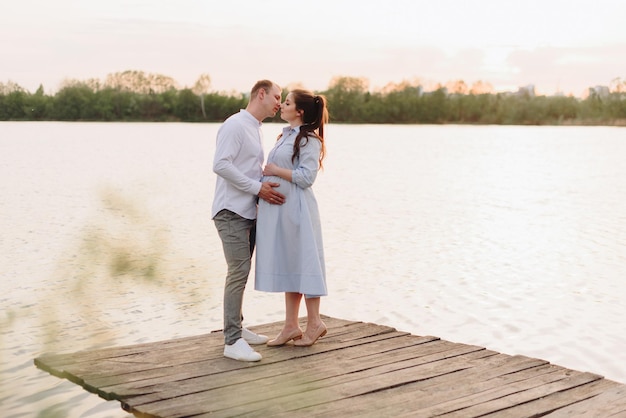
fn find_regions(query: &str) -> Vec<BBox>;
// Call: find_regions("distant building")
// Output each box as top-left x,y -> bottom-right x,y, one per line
517,84 -> 535,97
588,85 -> 610,99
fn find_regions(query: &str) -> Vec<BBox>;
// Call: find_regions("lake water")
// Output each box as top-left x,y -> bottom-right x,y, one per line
1,122 -> 625,417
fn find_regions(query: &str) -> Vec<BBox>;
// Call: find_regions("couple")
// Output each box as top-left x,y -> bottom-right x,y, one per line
212,80 -> 329,362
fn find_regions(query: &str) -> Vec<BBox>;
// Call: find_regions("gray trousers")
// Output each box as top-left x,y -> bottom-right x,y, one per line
214,209 -> 255,345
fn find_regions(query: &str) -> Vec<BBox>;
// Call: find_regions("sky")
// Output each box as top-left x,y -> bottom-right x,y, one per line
2,0 -> 625,97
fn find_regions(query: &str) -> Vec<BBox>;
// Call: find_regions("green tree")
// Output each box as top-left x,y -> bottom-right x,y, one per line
4,90 -> 28,120
420,87 -> 449,123
52,82 -> 96,120
22,85 -> 51,120
324,76 -> 369,122
174,88 -> 202,121
3,71 -> 625,125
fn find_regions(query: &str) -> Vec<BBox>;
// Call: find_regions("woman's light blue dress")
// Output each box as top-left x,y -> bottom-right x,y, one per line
255,126 -> 327,297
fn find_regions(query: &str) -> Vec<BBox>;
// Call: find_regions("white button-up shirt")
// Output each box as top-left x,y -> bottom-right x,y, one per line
211,110 -> 264,220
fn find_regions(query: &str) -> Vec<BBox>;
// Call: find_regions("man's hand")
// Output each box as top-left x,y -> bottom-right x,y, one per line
258,182 -> 285,205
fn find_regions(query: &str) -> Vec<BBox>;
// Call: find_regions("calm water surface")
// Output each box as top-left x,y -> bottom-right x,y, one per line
1,122 -> 625,417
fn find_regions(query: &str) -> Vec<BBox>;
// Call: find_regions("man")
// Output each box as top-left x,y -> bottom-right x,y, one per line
212,80 -> 285,362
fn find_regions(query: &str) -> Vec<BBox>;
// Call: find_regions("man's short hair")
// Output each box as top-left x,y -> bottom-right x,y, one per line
250,80 -> 275,98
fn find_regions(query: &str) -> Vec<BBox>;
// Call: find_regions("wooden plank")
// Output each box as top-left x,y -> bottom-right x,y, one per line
298,356 -> 555,417
154,347 -> 514,417
36,317 -> 401,401
117,334 -> 459,414
33,316 -> 626,418
127,339 -> 486,417
134,352 -> 476,417
211,354 -> 548,418
412,370 -> 603,417
37,318 -> 358,382
90,321 -> 411,398
34,317 -> 355,372
103,331 -> 433,398
544,382 -> 626,417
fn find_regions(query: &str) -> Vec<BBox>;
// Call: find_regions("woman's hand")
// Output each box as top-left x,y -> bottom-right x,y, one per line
263,163 -> 293,182
263,163 -> 279,176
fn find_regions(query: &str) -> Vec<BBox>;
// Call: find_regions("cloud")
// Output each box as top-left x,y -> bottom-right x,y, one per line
2,8 -> 624,96
507,45 -> 626,95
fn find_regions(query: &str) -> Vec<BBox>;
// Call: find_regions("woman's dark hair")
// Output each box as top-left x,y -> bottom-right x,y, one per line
290,89 -> 328,168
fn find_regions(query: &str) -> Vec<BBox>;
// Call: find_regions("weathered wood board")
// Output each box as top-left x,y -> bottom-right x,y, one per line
34,316 -> 626,417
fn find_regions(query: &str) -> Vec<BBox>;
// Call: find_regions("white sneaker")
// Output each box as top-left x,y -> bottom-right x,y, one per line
242,327 -> 269,345
224,338 -> 262,362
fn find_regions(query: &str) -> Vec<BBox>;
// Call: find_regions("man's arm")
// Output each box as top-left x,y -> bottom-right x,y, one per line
213,125 -> 262,195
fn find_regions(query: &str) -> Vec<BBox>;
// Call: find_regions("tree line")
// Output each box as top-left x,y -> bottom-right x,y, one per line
1,71 -> 625,125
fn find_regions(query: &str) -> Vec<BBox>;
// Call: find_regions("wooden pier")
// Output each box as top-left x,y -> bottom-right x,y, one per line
34,316 -> 626,417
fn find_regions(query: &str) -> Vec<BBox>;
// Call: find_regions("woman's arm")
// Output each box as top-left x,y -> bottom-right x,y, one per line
263,137 -> 321,188
263,163 -> 293,182
291,137 -> 321,188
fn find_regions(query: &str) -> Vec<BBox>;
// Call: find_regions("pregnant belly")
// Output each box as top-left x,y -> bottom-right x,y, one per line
263,176 -> 293,196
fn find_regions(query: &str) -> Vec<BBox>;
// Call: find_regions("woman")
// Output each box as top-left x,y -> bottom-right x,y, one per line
255,89 -> 329,346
